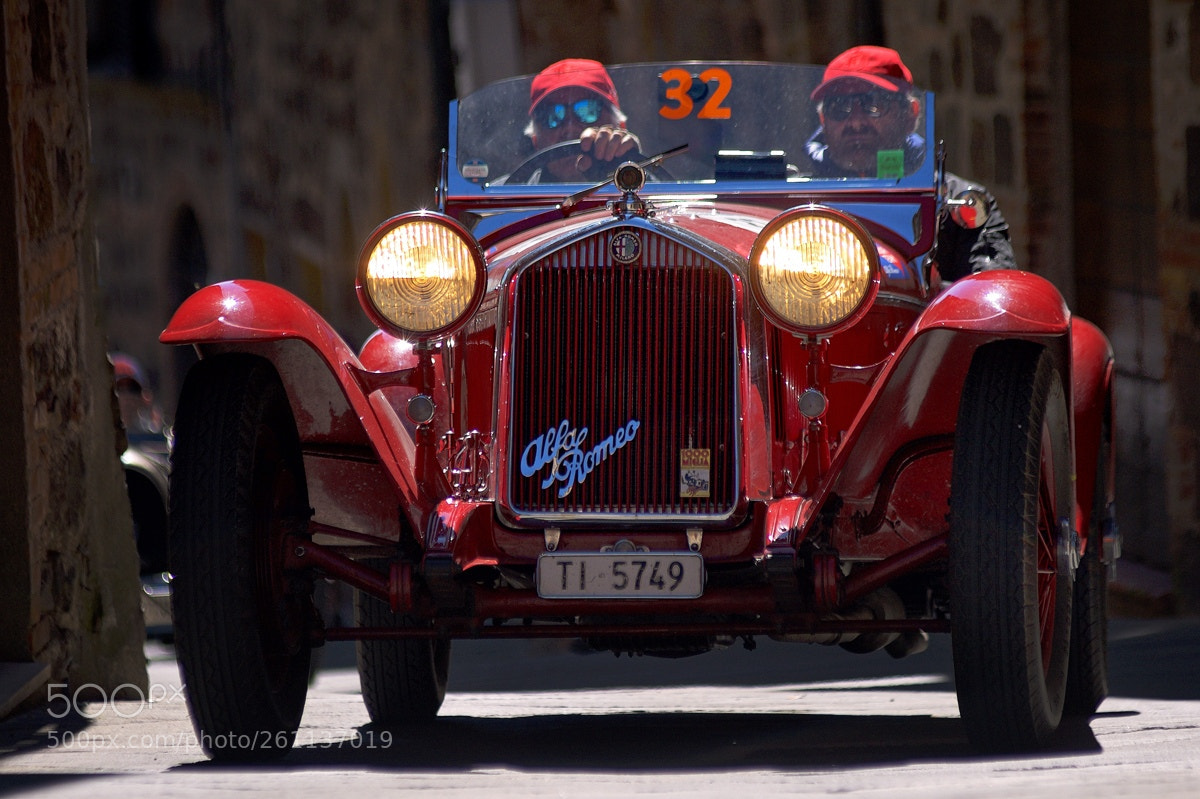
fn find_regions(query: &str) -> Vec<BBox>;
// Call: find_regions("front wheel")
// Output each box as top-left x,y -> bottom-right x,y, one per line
170,355 -> 314,760
949,342 -> 1074,752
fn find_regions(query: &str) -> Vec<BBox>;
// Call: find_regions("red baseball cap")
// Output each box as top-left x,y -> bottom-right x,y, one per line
529,59 -> 619,114
811,46 -> 914,100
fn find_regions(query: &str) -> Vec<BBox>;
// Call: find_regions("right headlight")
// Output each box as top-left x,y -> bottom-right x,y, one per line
749,206 -> 879,335
356,212 -> 485,340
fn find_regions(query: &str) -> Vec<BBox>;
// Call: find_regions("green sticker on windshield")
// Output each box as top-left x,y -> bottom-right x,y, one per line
877,149 -> 904,179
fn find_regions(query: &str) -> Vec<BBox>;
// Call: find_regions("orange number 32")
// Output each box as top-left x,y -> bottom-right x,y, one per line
659,67 -> 733,120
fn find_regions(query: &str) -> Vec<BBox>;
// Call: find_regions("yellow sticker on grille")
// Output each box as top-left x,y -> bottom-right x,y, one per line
680,448 -> 711,498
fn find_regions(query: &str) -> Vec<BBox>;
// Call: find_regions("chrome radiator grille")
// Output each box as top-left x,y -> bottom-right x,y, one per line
506,227 -> 738,519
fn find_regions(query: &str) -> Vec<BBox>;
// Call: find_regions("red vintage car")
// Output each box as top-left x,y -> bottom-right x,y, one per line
161,61 -> 1119,759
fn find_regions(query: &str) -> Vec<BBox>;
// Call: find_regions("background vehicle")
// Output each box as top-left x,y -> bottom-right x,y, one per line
160,62 -> 1118,759
111,353 -> 173,640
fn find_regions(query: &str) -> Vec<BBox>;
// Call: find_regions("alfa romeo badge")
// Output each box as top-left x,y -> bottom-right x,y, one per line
610,231 -> 641,263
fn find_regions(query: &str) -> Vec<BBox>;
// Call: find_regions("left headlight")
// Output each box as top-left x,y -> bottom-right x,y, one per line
357,212 -> 485,339
749,205 -> 879,336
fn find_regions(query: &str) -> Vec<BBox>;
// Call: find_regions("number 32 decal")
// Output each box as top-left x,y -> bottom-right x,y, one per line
659,67 -> 733,120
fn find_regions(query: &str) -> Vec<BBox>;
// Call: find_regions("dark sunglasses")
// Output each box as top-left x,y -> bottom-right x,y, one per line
822,91 -> 903,121
540,97 -> 604,129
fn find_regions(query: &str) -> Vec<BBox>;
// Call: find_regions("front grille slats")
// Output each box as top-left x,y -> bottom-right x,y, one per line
507,227 -> 738,520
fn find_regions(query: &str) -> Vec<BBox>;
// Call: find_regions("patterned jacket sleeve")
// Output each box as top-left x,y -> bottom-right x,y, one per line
936,172 -> 1017,281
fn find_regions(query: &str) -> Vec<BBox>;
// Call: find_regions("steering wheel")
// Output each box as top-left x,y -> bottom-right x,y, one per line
504,139 -> 674,184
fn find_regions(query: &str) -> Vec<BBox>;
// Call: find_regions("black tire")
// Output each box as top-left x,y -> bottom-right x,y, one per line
170,355 -> 313,760
949,342 -> 1074,752
355,567 -> 450,725
1065,426 -> 1112,715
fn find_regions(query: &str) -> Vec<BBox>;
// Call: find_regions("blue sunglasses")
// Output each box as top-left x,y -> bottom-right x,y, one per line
540,98 -> 604,129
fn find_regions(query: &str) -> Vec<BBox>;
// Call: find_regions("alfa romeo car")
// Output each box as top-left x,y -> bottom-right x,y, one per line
161,61 -> 1118,759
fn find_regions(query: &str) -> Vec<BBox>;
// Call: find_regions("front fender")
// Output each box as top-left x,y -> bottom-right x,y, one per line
161,279 -> 351,352
161,280 -> 435,531
918,270 -> 1070,335
819,270 -> 1072,512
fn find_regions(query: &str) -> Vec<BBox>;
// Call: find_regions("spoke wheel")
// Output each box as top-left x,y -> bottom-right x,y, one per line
170,355 -> 313,760
950,342 -> 1074,752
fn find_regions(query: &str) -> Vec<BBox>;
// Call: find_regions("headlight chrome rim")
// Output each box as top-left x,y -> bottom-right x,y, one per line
356,212 -> 485,340
749,205 -> 880,336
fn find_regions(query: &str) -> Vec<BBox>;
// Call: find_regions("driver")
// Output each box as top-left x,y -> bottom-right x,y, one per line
518,58 -> 642,183
807,46 -> 1016,279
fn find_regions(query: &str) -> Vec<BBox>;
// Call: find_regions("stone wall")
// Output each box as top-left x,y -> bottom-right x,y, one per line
1067,0 -> 1170,575
1153,0 -> 1200,611
0,0 -> 146,693
90,0 -> 448,410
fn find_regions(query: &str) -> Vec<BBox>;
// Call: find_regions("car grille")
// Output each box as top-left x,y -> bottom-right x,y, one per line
507,226 -> 738,520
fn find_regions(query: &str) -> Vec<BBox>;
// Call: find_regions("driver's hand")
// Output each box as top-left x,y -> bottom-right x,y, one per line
579,126 -> 641,164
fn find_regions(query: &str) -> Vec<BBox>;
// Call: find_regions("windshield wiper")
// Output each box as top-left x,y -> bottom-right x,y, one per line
558,143 -> 688,216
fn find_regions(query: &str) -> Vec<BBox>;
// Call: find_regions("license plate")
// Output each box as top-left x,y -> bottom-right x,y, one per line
536,552 -> 704,599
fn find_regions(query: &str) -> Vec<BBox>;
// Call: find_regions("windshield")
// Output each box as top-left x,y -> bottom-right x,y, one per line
453,61 -> 934,191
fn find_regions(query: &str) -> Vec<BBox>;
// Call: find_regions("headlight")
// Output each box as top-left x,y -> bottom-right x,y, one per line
749,206 -> 878,335
357,212 -> 485,339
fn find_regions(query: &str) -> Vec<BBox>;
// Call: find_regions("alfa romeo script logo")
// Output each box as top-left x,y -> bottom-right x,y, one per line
610,231 -> 641,263
520,418 -> 640,498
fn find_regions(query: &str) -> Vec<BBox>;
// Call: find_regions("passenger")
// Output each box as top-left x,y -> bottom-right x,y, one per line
807,46 -> 1016,279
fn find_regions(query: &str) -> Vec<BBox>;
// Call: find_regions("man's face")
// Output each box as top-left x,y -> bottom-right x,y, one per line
530,87 -> 617,147
820,79 -> 916,175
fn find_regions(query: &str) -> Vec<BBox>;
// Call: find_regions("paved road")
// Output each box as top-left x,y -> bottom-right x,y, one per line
0,617 -> 1197,797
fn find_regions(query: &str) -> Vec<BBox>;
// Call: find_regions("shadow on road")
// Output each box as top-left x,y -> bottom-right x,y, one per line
176,625 -> 1107,773
162,706 -> 1104,774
